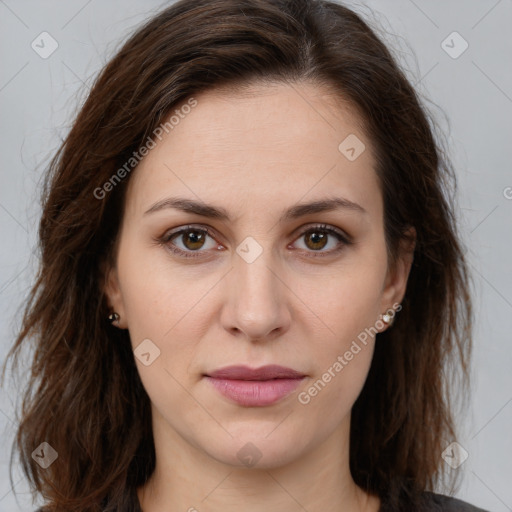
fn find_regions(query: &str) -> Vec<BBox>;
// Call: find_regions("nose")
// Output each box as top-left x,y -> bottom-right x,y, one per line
221,248 -> 292,342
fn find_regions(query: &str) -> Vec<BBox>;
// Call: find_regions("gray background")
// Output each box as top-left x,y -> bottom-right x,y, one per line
0,1 -> 511,511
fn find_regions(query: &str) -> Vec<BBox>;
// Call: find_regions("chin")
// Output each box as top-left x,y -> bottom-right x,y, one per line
203,427 -> 309,470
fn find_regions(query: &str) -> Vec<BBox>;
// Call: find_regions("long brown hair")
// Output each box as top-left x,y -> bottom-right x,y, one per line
2,1 -> 472,510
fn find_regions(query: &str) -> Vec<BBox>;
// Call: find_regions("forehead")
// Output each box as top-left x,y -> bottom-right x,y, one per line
124,81 -> 381,220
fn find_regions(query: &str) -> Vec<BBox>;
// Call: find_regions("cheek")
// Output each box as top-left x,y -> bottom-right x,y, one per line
116,238 -> 221,395
116,235 -> 209,341
295,346 -> 372,450
294,284 -> 380,437
297,257 -> 386,348
293,255 -> 385,408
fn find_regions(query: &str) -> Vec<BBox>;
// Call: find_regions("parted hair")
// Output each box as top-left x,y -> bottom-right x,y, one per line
2,0 -> 472,510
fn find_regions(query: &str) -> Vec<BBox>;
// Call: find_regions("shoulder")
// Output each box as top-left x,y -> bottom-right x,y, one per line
418,491 -> 491,511
380,490 -> 492,512
34,492 -> 490,512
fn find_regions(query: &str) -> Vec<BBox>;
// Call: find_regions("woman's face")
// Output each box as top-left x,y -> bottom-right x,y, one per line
105,81 -> 411,469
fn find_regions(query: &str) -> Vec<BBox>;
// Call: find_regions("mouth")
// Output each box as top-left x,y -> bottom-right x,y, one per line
203,365 -> 306,407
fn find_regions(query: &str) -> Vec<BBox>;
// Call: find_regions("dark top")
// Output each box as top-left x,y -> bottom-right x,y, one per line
35,490 -> 491,511
380,491 -> 490,511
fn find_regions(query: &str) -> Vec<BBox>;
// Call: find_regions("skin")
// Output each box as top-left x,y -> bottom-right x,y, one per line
105,80 -> 414,512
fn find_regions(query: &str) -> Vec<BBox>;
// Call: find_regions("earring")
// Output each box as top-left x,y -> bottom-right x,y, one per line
382,312 -> 393,325
108,312 -> 120,325
381,307 -> 397,326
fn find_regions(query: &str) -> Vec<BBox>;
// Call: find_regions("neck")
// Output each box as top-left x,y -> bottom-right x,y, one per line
137,408 -> 380,512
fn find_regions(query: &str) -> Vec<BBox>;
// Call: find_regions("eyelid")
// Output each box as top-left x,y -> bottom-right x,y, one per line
160,223 -> 215,242
158,222 -> 352,259
291,223 -> 351,244
288,223 -> 352,258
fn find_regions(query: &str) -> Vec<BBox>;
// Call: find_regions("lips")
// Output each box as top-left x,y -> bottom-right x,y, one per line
206,364 -> 305,380
204,365 -> 306,407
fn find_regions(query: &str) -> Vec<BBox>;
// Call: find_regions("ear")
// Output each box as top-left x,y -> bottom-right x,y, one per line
102,260 -> 128,329
380,227 -> 416,316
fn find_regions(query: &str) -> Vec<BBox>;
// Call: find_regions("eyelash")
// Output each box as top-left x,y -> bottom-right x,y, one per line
156,223 -> 352,260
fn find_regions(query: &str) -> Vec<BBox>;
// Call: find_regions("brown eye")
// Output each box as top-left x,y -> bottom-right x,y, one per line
158,223 -> 350,260
303,230 -> 329,251
178,229 -> 208,250
159,225 -> 221,259
292,224 -> 351,257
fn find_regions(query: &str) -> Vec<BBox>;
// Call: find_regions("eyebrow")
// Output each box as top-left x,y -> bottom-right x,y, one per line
143,196 -> 367,222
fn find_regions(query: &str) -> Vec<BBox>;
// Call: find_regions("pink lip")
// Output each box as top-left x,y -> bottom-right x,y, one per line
204,365 -> 306,407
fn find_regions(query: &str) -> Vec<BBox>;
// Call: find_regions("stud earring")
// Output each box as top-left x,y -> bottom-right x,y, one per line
108,312 -> 120,325
381,306 -> 398,327
382,312 -> 393,325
